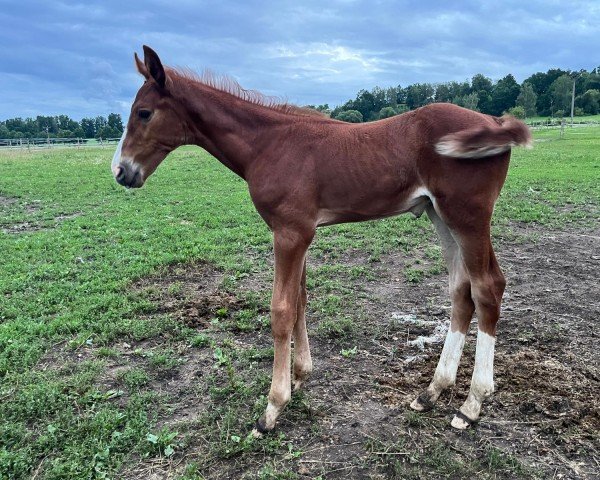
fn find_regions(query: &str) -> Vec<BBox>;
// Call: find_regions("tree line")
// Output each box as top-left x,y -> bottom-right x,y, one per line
0,113 -> 124,140
308,67 -> 600,122
2,67 -> 600,135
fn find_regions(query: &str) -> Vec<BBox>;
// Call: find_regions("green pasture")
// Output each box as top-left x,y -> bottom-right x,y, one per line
0,125 -> 598,479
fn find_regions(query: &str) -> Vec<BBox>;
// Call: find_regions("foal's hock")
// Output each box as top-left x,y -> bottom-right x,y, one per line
112,46 -> 532,434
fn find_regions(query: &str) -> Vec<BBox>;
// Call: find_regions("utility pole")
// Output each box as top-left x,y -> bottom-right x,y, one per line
570,76 -> 576,127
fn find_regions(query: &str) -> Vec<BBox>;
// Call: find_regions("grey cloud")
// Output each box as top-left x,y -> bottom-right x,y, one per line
1,0 -> 598,119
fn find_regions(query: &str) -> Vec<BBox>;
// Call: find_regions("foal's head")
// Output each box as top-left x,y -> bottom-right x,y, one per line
112,46 -> 187,188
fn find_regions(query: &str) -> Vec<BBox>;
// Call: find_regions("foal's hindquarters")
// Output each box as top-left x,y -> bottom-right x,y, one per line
404,142 -> 511,429
410,192 -> 507,429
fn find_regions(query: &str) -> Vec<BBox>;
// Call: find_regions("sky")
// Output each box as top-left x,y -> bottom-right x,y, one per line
1,0 -> 598,120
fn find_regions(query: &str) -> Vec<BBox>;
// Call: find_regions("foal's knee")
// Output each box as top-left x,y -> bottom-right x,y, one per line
270,301 -> 296,339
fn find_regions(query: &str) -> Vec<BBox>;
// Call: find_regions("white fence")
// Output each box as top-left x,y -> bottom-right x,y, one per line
0,137 -> 122,150
526,119 -> 600,130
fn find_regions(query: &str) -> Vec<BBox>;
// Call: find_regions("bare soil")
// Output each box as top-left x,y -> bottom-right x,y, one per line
117,225 -> 599,479
0,195 -> 80,233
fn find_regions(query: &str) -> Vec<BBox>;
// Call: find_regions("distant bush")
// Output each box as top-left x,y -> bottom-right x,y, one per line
506,106 -> 526,119
378,106 -> 398,119
334,110 -> 363,123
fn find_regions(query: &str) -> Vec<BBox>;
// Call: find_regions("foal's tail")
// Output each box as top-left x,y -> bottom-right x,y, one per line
435,116 -> 532,159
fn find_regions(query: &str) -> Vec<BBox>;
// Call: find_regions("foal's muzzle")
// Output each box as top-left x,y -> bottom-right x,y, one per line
114,162 -> 144,188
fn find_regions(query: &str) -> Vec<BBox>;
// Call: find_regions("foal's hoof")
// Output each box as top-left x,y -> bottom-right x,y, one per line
451,411 -> 476,430
410,392 -> 435,412
293,371 -> 311,392
251,417 -> 271,438
293,378 -> 306,392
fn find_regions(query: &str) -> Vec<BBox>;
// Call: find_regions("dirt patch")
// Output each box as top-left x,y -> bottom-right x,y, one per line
111,225 -> 599,478
1,210 -> 81,234
0,195 -> 18,207
132,261 -> 250,329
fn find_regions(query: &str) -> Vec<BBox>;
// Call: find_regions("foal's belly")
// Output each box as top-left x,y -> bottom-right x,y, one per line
316,187 -> 432,227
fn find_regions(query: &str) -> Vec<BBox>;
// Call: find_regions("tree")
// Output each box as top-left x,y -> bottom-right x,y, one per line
334,110 -> 363,123
583,74 -> 600,91
434,83 -> 453,103
57,115 -> 79,133
36,116 -> 58,136
516,82 -> 537,117
452,92 -> 479,111
94,116 -> 108,138
80,118 -> 96,138
490,74 -> 520,116
523,69 -> 569,115
405,83 -> 434,109
305,104 -> 331,116
107,113 -> 123,134
72,127 -> 86,138
471,74 -> 493,113
384,87 -> 399,108
550,75 -> 574,113
576,89 -> 600,114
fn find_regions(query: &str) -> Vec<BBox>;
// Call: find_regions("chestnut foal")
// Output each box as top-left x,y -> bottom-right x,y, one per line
112,46 -> 532,434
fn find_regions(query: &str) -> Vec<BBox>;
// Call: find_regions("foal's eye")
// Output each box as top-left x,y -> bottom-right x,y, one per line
138,109 -> 152,121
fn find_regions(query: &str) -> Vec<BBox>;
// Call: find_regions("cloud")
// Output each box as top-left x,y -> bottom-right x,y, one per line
0,0 -> 599,119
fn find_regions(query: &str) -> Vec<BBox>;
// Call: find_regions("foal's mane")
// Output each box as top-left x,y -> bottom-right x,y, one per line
167,68 -> 323,117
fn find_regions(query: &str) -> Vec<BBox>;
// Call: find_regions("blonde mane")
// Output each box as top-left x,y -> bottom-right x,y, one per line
167,68 -> 323,117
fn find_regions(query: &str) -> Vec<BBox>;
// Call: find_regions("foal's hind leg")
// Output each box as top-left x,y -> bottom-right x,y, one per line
293,260 -> 312,391
411,206 -> 475,412
450,232 -> 505,429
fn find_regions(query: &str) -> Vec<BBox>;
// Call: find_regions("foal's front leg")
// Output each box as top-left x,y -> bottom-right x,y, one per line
293,260 -> 312,391
253,229 -> 313,436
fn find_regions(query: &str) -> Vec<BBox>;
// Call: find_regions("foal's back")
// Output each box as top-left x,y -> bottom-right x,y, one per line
259,103 -> 512,227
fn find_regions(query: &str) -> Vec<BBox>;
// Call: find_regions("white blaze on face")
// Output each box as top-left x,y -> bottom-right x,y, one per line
111,128 -> 127,176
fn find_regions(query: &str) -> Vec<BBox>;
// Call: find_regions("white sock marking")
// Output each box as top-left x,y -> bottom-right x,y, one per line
432,328 -> 466,389
471,329 -> 495,398
458,329 -> 496,422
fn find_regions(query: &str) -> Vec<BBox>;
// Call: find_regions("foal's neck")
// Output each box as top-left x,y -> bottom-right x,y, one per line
174,78 -> 290,179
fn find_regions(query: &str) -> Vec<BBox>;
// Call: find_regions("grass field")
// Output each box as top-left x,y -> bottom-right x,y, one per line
1,126 -> 599,479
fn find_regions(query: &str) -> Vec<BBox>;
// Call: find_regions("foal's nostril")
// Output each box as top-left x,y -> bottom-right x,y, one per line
115,165 -> 125,181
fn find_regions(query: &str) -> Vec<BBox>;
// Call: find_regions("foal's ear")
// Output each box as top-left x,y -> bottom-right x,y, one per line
142,45 -> 166,89
134,52 -> 149,80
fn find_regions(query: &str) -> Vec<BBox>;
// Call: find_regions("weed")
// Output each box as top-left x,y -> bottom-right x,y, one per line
340,345 -> 358,358
316,315 -> 355,339
119,368 -> 150,390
